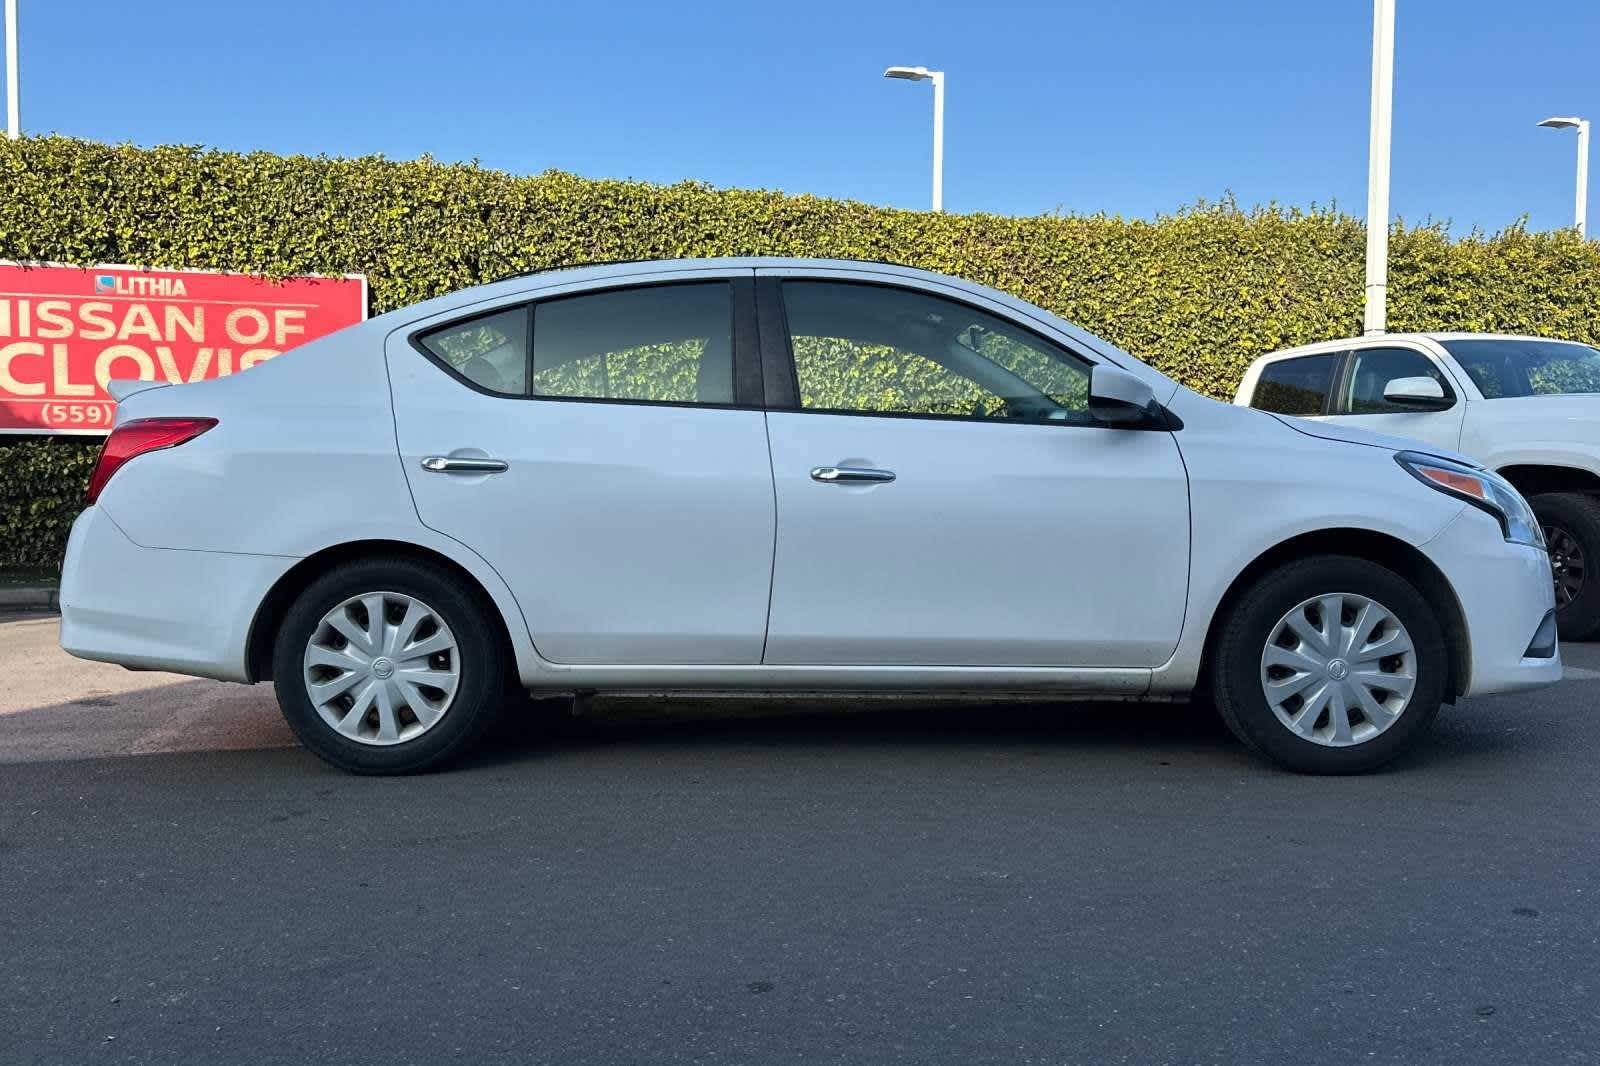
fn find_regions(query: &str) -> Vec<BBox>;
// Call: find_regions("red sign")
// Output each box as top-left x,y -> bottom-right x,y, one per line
0,263 -> 367,434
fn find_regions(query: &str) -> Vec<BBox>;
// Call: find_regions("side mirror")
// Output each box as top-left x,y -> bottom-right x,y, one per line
1382,376 -> 1452,411
1088,365 -> 1159,426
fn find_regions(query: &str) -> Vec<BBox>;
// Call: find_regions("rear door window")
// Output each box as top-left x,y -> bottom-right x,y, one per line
1249,353 -> 1340,415
531,283 -> 734,405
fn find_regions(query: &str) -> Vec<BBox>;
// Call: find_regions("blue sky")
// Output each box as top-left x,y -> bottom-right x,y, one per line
8,0 -> 1598,232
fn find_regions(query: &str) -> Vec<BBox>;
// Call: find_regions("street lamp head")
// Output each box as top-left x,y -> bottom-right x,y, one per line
1538,116 -> 1587,130
884,66 -> 933,81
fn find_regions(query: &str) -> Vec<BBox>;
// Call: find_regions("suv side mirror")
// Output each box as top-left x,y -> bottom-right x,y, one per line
1382,376 -> 1452,411
1088,365 -> 1160,426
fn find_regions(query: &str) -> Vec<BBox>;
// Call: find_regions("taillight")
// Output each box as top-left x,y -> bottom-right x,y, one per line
85,417 -> 218,504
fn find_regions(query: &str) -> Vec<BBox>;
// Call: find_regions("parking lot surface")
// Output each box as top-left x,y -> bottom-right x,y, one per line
3,613 -> 1599,1065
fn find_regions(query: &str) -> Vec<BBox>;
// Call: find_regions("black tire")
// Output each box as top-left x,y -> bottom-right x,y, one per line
1530,492 -> 1600,642
272,557 -> 511,774
1210,555 -> 1449,774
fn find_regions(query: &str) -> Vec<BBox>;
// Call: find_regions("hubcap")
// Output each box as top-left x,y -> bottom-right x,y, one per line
303,591 -> 460,746
1259,592 -> 1417,748
1543,524 -> 1586,609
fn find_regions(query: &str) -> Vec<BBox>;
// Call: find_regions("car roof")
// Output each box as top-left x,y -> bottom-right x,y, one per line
365,256 -> 1181,393
1251,331 -> 1592,364
377,257 -> 998,324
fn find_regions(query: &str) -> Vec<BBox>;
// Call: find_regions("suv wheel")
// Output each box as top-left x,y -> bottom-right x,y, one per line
272,557 -> 510,773
1530,492 -> 1600,642
1211,556 -> 1448,774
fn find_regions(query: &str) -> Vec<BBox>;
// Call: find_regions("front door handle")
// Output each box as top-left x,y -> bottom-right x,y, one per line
421,456 -> 509,474
810,465 -> 896,484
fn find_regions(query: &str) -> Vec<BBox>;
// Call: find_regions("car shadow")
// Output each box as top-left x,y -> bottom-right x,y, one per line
464,694 -> 1240,770
0,673 -> 1578,778
462,687 -> 1582,777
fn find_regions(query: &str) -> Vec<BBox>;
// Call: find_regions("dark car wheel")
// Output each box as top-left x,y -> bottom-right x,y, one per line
1211,555 -> 1449,774
272,557 -> 510,774
1531,492 -> 1600,642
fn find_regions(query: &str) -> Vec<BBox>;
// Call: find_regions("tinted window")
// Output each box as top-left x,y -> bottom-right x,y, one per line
532,283 -> 734,404
418,306 -> 528,395
1341,346 -> 1452,414
780,281 -> 1091,421
1441,338 -> 1600,398
1251,354 -> 1338,415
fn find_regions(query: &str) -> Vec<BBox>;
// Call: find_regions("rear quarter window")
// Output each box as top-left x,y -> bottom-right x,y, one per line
416,306 -> 528,396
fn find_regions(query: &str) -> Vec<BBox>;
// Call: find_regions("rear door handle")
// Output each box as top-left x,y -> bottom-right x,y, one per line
810,465 -> 896,484
421,456 -> 509,474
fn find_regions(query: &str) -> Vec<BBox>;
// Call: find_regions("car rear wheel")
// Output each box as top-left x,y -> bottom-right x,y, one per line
1530,492 -> 1600,642
1210,556 -> 1448,774
272,558 -> 510,774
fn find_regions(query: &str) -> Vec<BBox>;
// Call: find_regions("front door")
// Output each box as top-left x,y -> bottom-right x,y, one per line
386,273 -> 776,665
756,273 -> 1190,668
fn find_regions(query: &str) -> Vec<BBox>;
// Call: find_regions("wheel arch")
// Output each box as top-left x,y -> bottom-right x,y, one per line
245,539 -> 527,684
1495,463 -> 1600,499
1198,528 -> 1471,702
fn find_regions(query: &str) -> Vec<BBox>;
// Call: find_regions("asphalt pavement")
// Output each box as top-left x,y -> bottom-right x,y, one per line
3,613 -> 1598,1065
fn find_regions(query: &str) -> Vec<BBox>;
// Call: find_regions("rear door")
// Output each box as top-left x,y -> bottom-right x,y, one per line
755,269 -> 1190,668
386,270 -> 776,665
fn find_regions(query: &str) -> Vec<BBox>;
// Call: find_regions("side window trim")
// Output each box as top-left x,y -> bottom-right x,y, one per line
755,276 -> 799,409
406,275 -> 761,410
1327,349 -> 1354,415
756,276 -> 1104,427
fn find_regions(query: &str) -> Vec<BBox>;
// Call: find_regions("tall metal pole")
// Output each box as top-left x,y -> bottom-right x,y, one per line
1364,0 -> 1395,335
4,0 -> 18,140
1575,119 -> 1590,239
930,71 -> 945,212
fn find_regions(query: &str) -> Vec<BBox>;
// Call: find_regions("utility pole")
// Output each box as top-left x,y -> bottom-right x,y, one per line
5,0 -> 19,140
1364,0 -> 1396,335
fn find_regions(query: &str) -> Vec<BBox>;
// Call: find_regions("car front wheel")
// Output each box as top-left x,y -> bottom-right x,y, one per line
272,557 -> 510,774
1210,556 -> 1448,774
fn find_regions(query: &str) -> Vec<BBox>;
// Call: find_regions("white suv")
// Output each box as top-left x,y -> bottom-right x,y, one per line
1237,333 -> 1600,639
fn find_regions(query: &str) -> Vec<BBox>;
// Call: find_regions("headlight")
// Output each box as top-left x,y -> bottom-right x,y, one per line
1395,451 -> 1544,548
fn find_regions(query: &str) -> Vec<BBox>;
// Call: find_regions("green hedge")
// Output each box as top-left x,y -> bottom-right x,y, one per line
0,437 -> 99,571
3,135 -> 1600,571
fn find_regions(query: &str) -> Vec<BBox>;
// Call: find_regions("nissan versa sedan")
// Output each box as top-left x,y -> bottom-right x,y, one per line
59,258 -> 1560,774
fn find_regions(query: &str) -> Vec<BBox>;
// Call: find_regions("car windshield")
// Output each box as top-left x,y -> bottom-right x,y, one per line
1441,338 -> 1600,398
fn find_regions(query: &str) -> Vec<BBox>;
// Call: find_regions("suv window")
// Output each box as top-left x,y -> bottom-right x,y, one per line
1250,353 -> 1338,415
779,281 -> 1091,422
532,283 -> 734,405
418,306 -> 528,396
1340,346 -> 1453,414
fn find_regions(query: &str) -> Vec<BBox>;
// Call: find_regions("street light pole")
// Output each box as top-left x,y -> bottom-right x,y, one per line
1364,0 -> 1396,336
884,65 -> 945,212
1538,116 -> 1590,238
4,0 -> 18,140
930,70 -> 944,213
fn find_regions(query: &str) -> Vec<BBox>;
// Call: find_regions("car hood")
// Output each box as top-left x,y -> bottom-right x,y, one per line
1266,413 -> 1476,466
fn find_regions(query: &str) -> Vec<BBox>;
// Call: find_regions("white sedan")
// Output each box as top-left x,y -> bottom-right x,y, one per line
59,259 -> 1559,774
